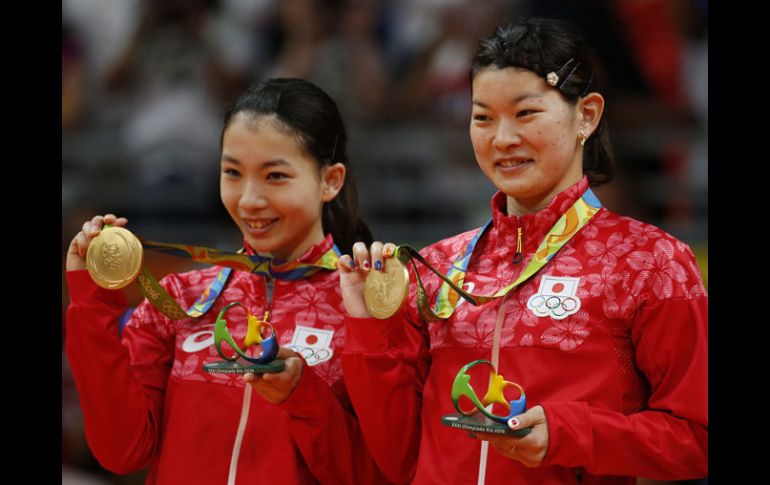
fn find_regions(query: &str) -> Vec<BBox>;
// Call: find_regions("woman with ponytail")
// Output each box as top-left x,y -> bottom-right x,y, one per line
65,78 -> 389,484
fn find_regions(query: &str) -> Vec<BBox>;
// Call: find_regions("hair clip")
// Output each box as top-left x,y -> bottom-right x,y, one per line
546,58 -> 579,90
580,71 -> 594,96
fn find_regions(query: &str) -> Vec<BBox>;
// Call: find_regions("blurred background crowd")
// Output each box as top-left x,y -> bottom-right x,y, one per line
62,0 -> 707,483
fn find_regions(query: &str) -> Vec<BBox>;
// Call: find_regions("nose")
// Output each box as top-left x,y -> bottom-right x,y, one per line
239,181 -> 269,211
492,118 -> 522,150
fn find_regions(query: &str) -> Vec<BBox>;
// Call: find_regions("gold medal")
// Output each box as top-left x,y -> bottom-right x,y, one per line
364,256 -> 410,319
86,226 -> 144,289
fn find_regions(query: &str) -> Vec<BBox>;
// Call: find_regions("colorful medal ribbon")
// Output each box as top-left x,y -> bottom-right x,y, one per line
136,239 -> 340,320
397,188 -> 602,321
95,227 -> 340,321
140,239 -> 340,280
135,266 -> 233,321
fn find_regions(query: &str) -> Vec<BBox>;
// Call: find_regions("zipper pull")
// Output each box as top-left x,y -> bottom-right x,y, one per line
265,275 -> 274,305
512,227 -> 523,264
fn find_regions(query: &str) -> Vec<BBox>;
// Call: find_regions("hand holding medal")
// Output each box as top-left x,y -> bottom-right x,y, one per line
68,213 -> 329,374
339,241 -> 409,319
80,218 -> 236,326
340,241 -> 475,321
86,225 -> 143,290
363,244 -> 410,319
67,214 -> 130,274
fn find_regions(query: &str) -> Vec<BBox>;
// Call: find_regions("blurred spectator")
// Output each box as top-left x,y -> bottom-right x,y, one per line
101,0 -> 249,209
674,0 -> 708,241
62,23 -> 86,130
262,0 -> 390,124
63,0 -> 142,99
525,0 -> 707,243
396,0 -> 505,126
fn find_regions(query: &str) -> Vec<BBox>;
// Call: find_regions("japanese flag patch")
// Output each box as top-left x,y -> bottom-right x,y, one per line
286,325 -> 334,366
526,276 -> 581,320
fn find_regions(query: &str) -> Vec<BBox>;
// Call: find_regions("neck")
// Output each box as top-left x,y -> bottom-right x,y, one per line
506,195 -> 551,217
258,225 -> 326,262
506,169 -> 584,216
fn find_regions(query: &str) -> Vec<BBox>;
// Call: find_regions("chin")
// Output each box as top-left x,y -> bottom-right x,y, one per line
496,180 -> 531,196
244,237 -> 270,254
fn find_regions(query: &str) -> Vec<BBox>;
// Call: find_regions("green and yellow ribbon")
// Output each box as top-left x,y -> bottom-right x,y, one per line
130,237 -> 340,320
398,188 -> 602,321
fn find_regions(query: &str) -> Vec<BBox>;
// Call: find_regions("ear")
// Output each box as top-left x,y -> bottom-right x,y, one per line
577,92 -> 604,138
320,163 -> 346,202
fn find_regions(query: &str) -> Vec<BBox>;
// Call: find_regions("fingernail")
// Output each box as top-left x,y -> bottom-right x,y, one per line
383,247 -> 393,257
508,418 -> 520,429
362,261 -> 370,271
374,260 -> 382,271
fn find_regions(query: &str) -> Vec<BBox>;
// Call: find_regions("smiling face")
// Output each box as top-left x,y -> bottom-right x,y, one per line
470,67 -> 586,215
220,113 -> 342,261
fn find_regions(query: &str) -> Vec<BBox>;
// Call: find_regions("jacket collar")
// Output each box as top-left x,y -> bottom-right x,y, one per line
487,176 -> 590,254
243,234 -> 335,264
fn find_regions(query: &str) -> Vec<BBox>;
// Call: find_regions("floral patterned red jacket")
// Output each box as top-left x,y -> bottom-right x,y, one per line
342,176 -> 708,484
65,235 -> 390,485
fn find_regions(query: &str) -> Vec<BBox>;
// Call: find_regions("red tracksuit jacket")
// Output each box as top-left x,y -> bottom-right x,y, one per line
342,177 -> 708,484
65,235 -> 390,484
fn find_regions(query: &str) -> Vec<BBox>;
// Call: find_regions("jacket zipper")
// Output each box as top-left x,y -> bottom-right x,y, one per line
227,276 -> 275,485
512,226 -> 523,264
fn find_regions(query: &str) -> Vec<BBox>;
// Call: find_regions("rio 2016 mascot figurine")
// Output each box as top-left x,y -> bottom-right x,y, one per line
446,360 -> 531,436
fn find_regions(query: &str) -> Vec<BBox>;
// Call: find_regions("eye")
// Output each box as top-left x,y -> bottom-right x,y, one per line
473,114 -> 491,122
222,167 -> 240,177
266,172 -> 289,181
516,110 -> 538,118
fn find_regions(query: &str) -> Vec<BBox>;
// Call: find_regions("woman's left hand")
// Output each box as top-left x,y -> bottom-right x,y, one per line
475,405 -> 549,467
242,347 -> 303,404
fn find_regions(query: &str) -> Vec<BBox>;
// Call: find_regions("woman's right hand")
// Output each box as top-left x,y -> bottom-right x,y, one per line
338,241 -> 398,318
66,214 -> 128,271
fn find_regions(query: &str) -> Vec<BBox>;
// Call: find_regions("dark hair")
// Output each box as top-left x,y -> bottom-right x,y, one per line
222,78 -> 373,253
471,18 -> 614,186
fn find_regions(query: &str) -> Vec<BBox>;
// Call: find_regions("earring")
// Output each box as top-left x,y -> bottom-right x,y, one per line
578,131 -> 587,147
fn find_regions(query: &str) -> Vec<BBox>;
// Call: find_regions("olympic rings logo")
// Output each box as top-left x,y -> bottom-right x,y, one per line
162,300 -> 185,320
527,295 -> 579,318
287,345 -> 332,366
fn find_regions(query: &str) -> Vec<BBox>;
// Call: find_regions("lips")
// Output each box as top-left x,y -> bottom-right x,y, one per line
245,219 -> 275,229
495,158 -> 533,169
242,218 -> 278,235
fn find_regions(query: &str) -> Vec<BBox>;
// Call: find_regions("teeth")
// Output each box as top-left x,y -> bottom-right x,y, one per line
498,159 -> 530,168
245,219 -> 274,229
